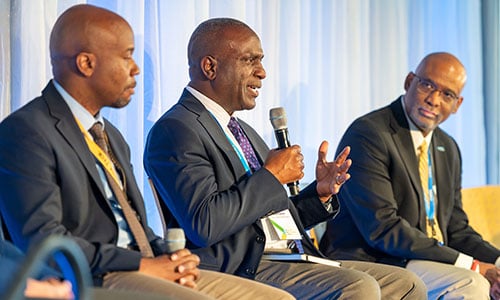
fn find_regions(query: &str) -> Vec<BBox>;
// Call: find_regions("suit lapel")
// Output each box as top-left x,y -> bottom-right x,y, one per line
389,99 -> 427,227
43,82 -> 108,199
179,90 -> 248,179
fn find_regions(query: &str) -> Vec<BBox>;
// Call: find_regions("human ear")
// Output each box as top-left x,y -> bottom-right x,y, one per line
451,96 -> 463,114
75,52 -> 95,77
404,72 -> 415,91
201,56 -> 217,80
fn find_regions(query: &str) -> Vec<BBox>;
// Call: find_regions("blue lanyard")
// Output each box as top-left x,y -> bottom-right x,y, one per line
225,132 -> 252,175
209,113 -> 252,175
424,148 -> 436,222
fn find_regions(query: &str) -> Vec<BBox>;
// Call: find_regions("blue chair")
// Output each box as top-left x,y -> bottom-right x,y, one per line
0,215 -> 92,300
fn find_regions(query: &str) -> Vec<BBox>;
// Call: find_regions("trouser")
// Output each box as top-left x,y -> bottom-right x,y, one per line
255,259 -> 427,299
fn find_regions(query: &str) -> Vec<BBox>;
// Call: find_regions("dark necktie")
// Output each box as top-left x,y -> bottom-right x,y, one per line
227,117 -> 261,171
89,122 -> 154,257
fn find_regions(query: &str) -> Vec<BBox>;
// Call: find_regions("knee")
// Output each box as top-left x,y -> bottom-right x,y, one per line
379,268 -> 427,300
467,271 -> 490,298
341,273 -> 381,300
440,270 -> 490,300
400,272 -> 428,300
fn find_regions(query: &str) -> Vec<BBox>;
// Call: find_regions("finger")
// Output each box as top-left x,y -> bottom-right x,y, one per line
318,140 -> 329,163
178,274 -> 198,288
339,158 -> 352,173
179,268 -> 200,282
177,260 -> 201,273
170,248 -> 192,260
291,144 -> 302,154
335,146 -> 351,164
335,172 -> 352,186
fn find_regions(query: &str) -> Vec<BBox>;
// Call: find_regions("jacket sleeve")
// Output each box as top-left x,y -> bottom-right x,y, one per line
291,182 -> 339,230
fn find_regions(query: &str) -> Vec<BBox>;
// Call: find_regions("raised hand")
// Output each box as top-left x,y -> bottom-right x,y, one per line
315,142 -> 351,201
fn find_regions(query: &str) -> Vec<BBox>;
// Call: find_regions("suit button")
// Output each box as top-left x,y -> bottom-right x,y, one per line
256,236 -> 265,243
246,268 -> 255,275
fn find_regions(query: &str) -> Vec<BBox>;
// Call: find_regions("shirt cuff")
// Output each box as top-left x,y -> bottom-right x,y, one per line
454,252 -> 474,269
322,197 -> 334,213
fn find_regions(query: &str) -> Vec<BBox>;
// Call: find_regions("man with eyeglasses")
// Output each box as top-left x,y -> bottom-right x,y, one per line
320,52 -> 500,299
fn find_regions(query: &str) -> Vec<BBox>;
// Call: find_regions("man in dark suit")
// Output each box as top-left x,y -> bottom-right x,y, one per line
144,17 -> 427,299
0,4 -> 295,300
320,52 -> 500,299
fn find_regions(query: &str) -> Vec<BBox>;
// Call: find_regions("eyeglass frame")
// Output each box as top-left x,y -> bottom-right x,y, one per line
411,72 -> 460,104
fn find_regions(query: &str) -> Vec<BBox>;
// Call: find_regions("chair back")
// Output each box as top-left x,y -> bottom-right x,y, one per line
461,185 -> 500,248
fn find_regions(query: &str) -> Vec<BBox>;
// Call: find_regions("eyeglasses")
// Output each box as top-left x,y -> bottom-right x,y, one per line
412,73 -> 459,104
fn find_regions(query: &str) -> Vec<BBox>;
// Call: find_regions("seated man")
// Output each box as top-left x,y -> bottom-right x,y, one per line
320,52 -> 500,299
144,17 -> 427,299
0,4 -> 293,300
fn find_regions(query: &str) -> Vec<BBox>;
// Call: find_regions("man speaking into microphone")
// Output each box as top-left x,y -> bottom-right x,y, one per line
144,17 -> 427,299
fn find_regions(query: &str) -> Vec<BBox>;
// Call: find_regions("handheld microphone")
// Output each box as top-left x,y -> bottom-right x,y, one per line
165,228 -> 186,253
269,107 -> 300,196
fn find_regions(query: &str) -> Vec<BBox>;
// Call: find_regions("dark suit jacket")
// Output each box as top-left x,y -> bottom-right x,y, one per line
320,97 -> 500,266
0,81 -> 166,284
144,89 -> 336,279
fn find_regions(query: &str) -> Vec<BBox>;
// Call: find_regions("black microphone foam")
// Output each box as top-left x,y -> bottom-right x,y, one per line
165,228 -> 186,253
269,107 -> 300,196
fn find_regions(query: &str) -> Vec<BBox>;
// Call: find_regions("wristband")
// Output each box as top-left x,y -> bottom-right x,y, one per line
471,259 -> 480,272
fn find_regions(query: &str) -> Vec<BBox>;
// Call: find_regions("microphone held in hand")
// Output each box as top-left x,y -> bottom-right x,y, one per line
165,228 -> 186,253
269,107 -> 300,196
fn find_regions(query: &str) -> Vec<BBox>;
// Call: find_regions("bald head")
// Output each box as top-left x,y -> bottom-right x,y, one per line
49,4 -> 130,80
48,4 -> 139,115
415,52 -> 467,91
187,18 -> 257,80
403,52 -> 466,135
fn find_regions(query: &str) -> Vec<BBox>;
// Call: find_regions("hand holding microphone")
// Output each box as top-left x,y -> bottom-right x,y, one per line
165,228 -> 186,253
268,107 -> 303,195
139,228 -> 200,288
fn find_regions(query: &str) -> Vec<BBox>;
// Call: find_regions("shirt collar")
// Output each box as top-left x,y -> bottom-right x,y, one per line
53,80 -> 104,131
185,85 -> 235,126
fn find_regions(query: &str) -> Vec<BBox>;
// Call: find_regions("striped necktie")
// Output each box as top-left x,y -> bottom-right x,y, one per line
418,140 -> 443,243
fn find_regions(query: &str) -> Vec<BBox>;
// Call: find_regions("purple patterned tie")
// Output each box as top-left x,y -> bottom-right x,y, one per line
227,117 -> 261,171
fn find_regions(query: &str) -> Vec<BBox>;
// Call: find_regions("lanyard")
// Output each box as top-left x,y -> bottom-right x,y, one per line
226,133 -> 252,175
209,113 -> 252,175
424,148 -> 436,222
74,117 -> 121,185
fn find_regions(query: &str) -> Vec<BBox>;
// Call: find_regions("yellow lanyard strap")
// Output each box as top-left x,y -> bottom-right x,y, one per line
74,117 -> 121,186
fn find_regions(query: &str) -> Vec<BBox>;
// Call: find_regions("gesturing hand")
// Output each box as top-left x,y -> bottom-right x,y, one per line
315,142 -> 351,201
